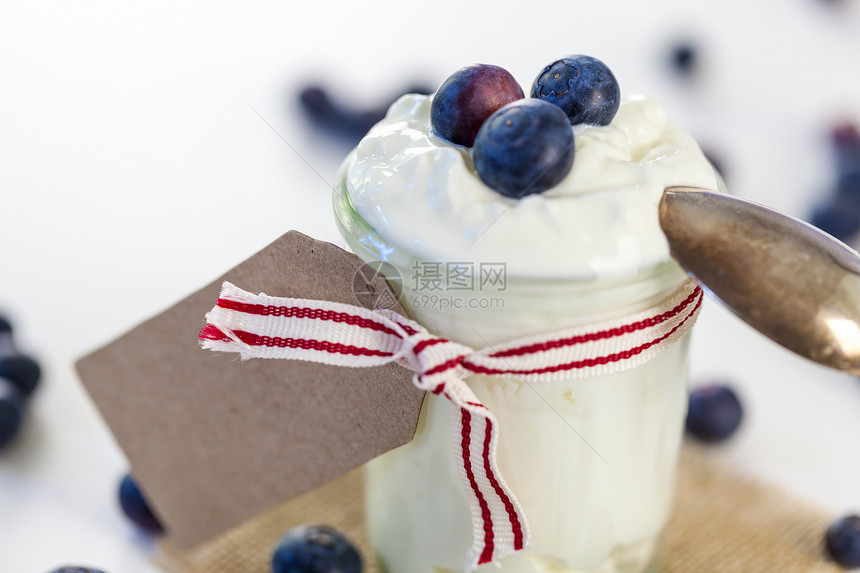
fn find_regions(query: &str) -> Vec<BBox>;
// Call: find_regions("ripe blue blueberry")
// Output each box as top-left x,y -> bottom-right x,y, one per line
837,170 -> 860,199
830,122 -> 859,147
830,123 -> 860,180
531,55 -> 620,126
809,124 -> 860,242
431,64 -> 524,147
272,524 -> 362,573
826,514 -> 860,568
0,355 -> 42,397
48,568 -> 108,573
118,473 -> 163,533
0,324 -> 14,357
0,377 -> 24,448
472,99 -> 574,198
685,384 -> 743,442
669,42 -> 699,77
299,83 -> 433,145
810,192 -> 860,243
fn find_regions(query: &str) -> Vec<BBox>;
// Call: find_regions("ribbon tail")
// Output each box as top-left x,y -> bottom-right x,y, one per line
443,383 -> 530,571
198,281 -> 408,366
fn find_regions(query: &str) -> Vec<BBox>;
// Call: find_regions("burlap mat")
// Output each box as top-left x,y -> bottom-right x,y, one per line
154,444 -> 843,573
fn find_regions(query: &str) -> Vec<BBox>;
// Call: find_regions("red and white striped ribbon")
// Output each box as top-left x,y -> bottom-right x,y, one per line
199,279 -> 703,571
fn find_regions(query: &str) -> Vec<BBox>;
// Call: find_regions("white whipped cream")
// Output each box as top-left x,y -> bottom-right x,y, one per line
345,93 -> 718,279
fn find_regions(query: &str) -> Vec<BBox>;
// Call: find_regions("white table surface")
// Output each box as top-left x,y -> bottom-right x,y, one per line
2,1 -> 860,571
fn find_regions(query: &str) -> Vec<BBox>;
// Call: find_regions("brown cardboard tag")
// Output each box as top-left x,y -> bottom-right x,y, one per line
76,231 -> 423,548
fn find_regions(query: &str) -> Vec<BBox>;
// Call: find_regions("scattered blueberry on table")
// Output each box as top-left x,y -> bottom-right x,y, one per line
830,123 -> 860,172
431,63 -> 524,147
299,82 -> 433,145
668,41 -> 699,77
825,514 -> 860,568
810,200 -> 860,243
0,377 -> 25,448
0,314 -> 41,448
118,473 -> 163,533
272,524 -> 362,573
685,384 -> 743,442
298,86 -> 375,140
48,568 -> 108,573
809,122 -> 860,242
0,354 -> 42,397
0,315 -> 42,396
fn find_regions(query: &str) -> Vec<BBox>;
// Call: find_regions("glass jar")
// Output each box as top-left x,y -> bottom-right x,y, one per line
334,166 -> 693,573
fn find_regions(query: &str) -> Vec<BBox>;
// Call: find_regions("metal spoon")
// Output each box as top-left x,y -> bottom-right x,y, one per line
659,186 -> 860,374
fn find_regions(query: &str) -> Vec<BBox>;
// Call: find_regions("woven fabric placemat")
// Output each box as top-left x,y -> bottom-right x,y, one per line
154,445 -> 843,573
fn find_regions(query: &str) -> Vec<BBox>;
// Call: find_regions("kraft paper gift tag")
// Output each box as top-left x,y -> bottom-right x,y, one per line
76,230 -> 423,548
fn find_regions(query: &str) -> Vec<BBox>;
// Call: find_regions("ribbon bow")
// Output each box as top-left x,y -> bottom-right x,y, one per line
199,280 -> 703,570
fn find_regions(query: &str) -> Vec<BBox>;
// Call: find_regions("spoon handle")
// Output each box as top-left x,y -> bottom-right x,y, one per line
660,186 -> 860,374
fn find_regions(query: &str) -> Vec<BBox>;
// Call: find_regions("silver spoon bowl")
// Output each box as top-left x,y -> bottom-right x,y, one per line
660,186 -> 860,375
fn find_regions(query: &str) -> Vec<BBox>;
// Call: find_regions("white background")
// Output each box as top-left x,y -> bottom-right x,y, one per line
1,0 -> 860,571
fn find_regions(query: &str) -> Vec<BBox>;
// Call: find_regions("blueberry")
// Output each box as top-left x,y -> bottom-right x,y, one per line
272,524 -> 362,573
298,86 -> 367,139
825,515 -> 860,568
685,384 -> 743,442
830,123 -> 859,148
472,99 -> 574,198
0,326 -> 14,357
300,86 -> 334,119
837,170 -> 860,198
0,355 -> 41,397
0,378 -> 24,448
669,42 -> 698,77
0,315 -> 11,334
530,55 -> 620,126
48,568 -> 108,573
299,83 -> 434,145
430,64 -> 524,147
118,473 -> 163,533
830,123 -> 860,175
810,199 -> 860,242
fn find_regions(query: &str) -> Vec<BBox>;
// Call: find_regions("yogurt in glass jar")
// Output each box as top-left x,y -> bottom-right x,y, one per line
333,92 -> 719,573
